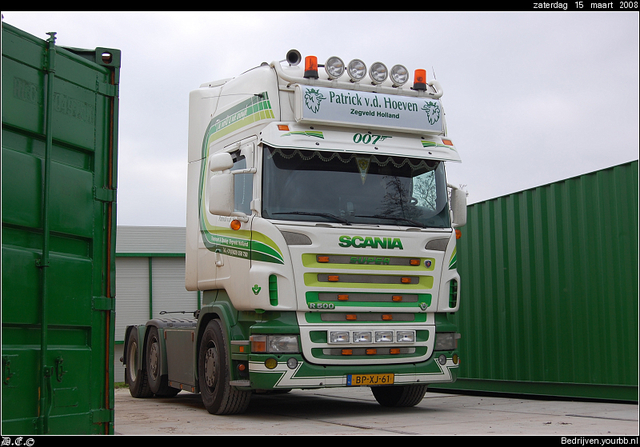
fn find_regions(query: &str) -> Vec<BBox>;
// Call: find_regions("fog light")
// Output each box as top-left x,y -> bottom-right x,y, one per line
287,357 -> 298,369
265,358 -> 278,369
438,354 -> 447,365
329,331 -> 349,343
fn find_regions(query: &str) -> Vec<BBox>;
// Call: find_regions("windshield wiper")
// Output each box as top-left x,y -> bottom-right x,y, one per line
273,211 -> 351,225
355,214 -> 424,228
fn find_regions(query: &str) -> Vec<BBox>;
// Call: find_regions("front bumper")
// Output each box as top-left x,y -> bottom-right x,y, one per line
242,351 -> 460,390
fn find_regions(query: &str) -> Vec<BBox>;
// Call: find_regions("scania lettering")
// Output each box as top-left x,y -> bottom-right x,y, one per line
123,50 -> 467,415
338,235 -> 404,249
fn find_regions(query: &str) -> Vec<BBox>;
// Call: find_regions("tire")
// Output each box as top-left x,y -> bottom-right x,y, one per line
146,326 -> 179,397
198,319 -> 251,414
371,384 -> 428,407
125,328 -> 153,398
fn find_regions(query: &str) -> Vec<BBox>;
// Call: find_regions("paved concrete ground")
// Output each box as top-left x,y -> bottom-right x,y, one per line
114,386 -> 638,436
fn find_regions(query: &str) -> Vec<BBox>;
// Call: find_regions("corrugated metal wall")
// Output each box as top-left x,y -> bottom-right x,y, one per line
435,161 -> 638,401
113,226 -> 200,382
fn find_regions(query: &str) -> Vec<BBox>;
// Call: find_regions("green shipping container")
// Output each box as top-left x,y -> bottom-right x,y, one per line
2,22 -> 120,434
433,161 -> 638,402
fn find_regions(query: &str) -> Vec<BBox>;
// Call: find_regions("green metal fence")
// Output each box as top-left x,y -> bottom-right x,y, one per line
433,160 -> 638,402
2,22 -> 121,434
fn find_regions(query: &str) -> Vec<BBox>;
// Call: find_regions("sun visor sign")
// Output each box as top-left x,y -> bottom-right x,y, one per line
294,85 -> 443,134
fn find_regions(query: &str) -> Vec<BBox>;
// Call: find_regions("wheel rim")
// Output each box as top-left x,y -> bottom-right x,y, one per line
149,337 -> 160,380
203,342 -> 219,390
128,340 -> 138,382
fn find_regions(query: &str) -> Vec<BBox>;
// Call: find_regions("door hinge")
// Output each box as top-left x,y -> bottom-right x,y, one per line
94,186 -> 116,203
91,408 -> 114,424
92,296 -> 115,311
96,80 -> 118,97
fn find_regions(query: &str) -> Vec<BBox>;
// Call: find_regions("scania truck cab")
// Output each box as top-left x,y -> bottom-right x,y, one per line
123,50 -> 466,415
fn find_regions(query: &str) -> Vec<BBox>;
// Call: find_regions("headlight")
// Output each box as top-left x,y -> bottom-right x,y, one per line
369,62 -> 388,84
250,335 -> 299,353
390,64 -> 409,87
347,59 -> 367,82
325,56 -> 345,79
434,332 -> 459,351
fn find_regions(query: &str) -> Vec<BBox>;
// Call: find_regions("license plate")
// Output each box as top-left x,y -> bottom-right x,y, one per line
347,373 -> 394,386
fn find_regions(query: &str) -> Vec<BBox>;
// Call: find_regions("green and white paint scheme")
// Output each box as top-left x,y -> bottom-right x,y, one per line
182,52 -> 465,412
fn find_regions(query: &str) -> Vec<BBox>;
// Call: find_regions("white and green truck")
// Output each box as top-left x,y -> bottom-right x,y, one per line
123,50 -> 467,414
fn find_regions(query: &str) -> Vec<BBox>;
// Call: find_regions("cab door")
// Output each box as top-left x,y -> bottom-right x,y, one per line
211,141 -> 256,303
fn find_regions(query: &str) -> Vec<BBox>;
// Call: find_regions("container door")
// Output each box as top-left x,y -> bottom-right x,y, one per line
2,23 -> 120,434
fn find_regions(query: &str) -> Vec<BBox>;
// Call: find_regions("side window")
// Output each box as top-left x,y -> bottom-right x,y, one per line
232,152 -> 253,215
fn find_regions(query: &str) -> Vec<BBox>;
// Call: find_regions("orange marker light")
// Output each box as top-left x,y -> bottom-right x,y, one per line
317,256 -> 330,263
304,55 -> 319,79
442,139 -> 453,146
366,349 -> 377,355
456,229 -> 462,239
382,314 -> 393,321
341,349 -> 353,356
277,124 -> 290,131
390,348 -> 401,355
413,69 -> 427,91
346,314 -> 357,321
392,295 -> 403,302
328,275 -> 340,282
410,259 -> 421,266
230,219 -> 242,231
337,294 -> 349,301
401,277 -> 412,284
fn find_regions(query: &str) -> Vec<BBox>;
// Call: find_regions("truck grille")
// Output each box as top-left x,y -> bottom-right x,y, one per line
297,251 -> 437,366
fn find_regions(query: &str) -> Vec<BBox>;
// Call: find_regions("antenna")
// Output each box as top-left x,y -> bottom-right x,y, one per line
432,66 -> 437,80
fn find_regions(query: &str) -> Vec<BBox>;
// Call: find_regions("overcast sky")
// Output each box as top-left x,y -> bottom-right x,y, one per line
3,11 -> 638,227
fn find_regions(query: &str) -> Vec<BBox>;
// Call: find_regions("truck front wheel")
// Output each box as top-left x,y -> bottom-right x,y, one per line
371,384 -> 428,407
198,319 -> 251,414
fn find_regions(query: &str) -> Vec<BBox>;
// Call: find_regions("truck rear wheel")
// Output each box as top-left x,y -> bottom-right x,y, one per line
371,384 -> 428,407
198,319 -> 251,414
125,329 -> 153,398
146,326 -> 179,397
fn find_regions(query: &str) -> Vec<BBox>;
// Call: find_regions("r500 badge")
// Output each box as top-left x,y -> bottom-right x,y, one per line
308,302 -> 335,310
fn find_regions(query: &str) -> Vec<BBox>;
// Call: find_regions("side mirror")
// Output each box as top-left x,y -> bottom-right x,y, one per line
208,173 -> 234,215
208,152 -> 234,172
450,187 -> 467,228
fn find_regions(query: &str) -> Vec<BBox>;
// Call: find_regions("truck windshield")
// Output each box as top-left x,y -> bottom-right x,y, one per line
262,146 -> 450,228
